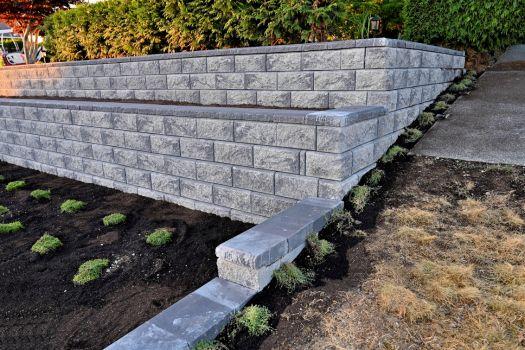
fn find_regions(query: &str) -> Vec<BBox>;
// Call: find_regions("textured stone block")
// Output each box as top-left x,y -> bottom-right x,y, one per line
190,74 -> 216,90
140,61 -> 160,75
314,71 -> 356,90
124,132 -> 151,151
137,114 -> 164,134
305,151 -> 352,180
207,56 -> 235,73
83,159 -> 104,177
196,119 -> 233,141
196,161 -> 232,185
159,59 -> 182,74
181,179 -> 213,202
302,50 -> 340,70
151,173 -> 180,195
275,173 -> 317,200
114,148 -> 138,167
290,91 -> 328,109
352,142 -> 375,172
256,91 -> 291,108
328,91 -> 367,108
103,163 -> 126,182
92,144 -> 114,162
341,48 -> 365,69
182,57 -> 207,73
180,138 -> 214,161
167,75 -> 190,90
214,141 -> 253,166
267,52 -> 301,72
275,124 -> 315,150
200,90 -> 227,105
235,55 -> 266,72
213,185 -> 251,210
164,156 -> 196,179
365,47 -> 397,68
356,70 -> 394,90
164,117 -> 196,137
146,75 -> 167,90
216,74 -> 244,90
245,73 -> 277,90
112,113 -> 137,131
150,135 -> 181,156
137,153 -> 165,172
277,72 -> 313,91
250,192 -> 295,218
234,121 -> 276,146
232,167 -> 274,194
226,90 -> 256,105
253,146 -> 300,173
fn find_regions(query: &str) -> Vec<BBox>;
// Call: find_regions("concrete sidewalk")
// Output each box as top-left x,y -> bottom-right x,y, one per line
412,45 -> 525,166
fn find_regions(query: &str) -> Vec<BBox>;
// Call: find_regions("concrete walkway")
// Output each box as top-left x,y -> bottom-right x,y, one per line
412,45 -> 525,166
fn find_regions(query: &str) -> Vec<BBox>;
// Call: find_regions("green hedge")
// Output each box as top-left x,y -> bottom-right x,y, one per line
403,0 -> 525,52
44,0 -> 400,62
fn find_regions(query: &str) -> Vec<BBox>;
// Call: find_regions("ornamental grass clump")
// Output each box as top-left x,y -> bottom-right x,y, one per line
0,221 -> 23,234
193,340 -> 228,350
102,213 -> 126,226
5,180 -> 26,191
31,234 -> 62,255
449,82 -> 467,93
146,228 -> 173,247
351,185 -> 371,213
432,101 -> 449,112
367,168 -> 385,187
236,305 -> 272,336
381,146 -> 408,164
307,234 -> 335,265
60,199 -> 86,213
30,189 -> 51,201
73,258 -> 110,285
418,112 -> 436,127
274,262 -> 314,293
0,205 -> 9,216
403,128 -> 423,143
439,93 -> 456,104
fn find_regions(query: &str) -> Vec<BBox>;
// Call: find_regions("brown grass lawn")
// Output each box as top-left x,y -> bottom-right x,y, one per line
313,158 -> 525,350
256,157 -> 525,350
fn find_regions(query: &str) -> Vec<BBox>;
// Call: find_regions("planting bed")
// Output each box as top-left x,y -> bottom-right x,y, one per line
0,161 -> 251,350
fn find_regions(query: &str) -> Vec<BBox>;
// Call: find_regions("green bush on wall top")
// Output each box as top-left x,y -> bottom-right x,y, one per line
403,0 -> 525,52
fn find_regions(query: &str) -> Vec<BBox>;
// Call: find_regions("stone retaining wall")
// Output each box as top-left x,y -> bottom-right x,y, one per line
0,38 -> 464,111
0,99 -> 386,223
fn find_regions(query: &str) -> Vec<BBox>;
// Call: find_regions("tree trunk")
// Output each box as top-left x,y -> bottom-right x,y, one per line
22,24 -> 40,64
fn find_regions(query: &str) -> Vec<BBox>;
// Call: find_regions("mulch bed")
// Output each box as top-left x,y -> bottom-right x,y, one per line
0,161 -> 251,350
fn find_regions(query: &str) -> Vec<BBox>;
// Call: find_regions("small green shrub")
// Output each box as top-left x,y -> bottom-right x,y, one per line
31,234 -> 63,255
73,258 -> 110,285
417,112 -> 436,127
193,340 -> 228,350
432,101 -> 449,112
0,221 -> 23,234
5,180 -> 26,191
381,146 -> 408,164
439,93 -> 456,104
30,189 -> 51,201
0,205 -> 9,216
460,78 -> 473,87
449,83 -> 467,93
466,70 -> 477,80
403,128 -> 423,143
367,169 -> 385,187
330,209 -> 366,238
102,213 -> 126,226
60,199 -> 87,213
350,185 -> 371,213
0,175 -> 5,182
236,305 -> 272,336
307,234 -> 335,265
146,228 -> 173,247
273,262 -> 314,293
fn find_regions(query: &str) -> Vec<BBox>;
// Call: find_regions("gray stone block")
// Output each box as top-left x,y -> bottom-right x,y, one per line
253,146 -> 300,173
146,75 -> 167,90
92,144 -> 114,162
367,90 -> 398,111
159,59 -> 182,74
194,202 -> 230,218
200,90 -> 227,105
164,117 -> 196,137
126,168 -> 151,188
290,91 -> 328,109
124,132 -> 151,151
314,71 -> 356,90
114,148 -> 138,167
328,91 -> 367,109
275,124 -> 315,150
302,50 -> 340,70
356,69 -> 394,90
151,173 -> 180,195
213,185 -> 251,211
181,179 -> 213,202
137,114 -> 164,134
234,121 -> 276,146
137,153 -> 165,172
207,56 -> 234,73
167,75 -> 190,90
256,91 -> 291,108
103,163 -> 127,182
305,151 -> 352,180
180,138 -> 213,161
150,135 -> 180,156
227,90 -> 256,105
235,55 -> 266,72
341,48 -> 365,69
277,72 -> 313,91
216,73 -> 244,90
196,119 -> 233,141
245,73 -> 277,90
232,166 -> 274,194
182,57 -> 207,73
196,161 -> 232,186
194,277 -> 256,311
250,192 -> 295,217
190,74 -> 216,90
83,159 -> 104,177
164,156 -> 196,179
112,113 -> 137,131
352,142 -> 375,172
275,173 -> 317,200
365,47 -> 397,68
266,52 -> 301,71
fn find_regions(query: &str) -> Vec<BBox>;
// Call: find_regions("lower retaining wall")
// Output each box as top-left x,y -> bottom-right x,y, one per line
0,99 -> 393,223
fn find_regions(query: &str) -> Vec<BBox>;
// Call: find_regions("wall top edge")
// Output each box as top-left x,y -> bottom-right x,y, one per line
0,38 -> 465,72
0,98 -> 386,127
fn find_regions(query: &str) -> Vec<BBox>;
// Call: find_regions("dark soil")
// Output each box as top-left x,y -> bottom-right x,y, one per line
0,161 -> 251,350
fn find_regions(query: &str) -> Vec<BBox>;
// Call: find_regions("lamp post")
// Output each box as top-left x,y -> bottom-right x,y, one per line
370,15 -> 382,33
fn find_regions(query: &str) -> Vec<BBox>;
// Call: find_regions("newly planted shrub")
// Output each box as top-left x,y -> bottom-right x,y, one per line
60,199 -> 86,213
0,205 -> 9,216
30,189 -> 51,200
5,180 -> 26,191
193,340 -> 228,350
381,146 -> 408,164
31,234 -> 63,255
330,209 -> 366,238
0,221 -> 23,234
449,83 -> 467,93
307,234 -> 335,265
367,168 -> 385,187
146,228 -> 173,247
403,128 -> 423,143
350,185 -> 371,213
73,258 -> 110,285
102,213 -> 126,226
273,262 -> 314,292
417,112 -> 436,127
0,175 -> 5,182
432,101 -> 449,112
460,78 -> 473,87
236,305 -> 272,336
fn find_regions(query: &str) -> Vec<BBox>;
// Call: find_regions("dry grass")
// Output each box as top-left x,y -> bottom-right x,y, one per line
311,180 -> 525,349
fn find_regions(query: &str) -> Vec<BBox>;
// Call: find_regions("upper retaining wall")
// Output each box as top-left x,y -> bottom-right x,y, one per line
0,38 -> 464,110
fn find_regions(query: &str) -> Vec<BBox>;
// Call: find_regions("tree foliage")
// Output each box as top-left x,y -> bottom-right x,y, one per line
403,0 -> 525,52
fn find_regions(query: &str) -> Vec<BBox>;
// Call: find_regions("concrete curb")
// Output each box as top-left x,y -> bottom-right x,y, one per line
106,197 -> 342,349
